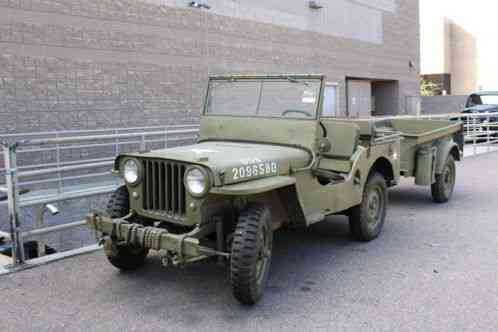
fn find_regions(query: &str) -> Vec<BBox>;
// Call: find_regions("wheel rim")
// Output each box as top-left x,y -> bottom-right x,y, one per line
366,185 -> 384,230
442,162 -> 455,196
255,226 -> 271,286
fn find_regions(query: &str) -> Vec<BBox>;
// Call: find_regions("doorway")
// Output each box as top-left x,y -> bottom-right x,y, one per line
371,80 -> 399,116
347,78 -> 399,117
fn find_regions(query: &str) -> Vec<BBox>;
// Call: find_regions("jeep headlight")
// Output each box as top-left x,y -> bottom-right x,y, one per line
184,167 -> 210,197
123,159 -> 140,185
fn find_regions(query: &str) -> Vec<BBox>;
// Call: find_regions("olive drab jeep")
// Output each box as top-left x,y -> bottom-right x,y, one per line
87,74 -> 463,305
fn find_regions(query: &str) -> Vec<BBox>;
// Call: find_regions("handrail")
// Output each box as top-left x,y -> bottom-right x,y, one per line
19,172 -> 113,187
22,219 -> 88,239
11,128 -> 198,147
19,185 -> 119,208
0,124 -> 199,138
0,124 -> 199,269
18,161 -> 114,178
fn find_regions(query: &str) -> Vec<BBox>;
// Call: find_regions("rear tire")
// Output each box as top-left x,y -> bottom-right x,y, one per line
104,186 -> 149,271
431,155 -> 456,203
230,204 -> 273,305
349,173 -> 388,242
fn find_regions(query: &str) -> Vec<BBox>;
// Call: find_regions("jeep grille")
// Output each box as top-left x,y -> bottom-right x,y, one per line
142,159 -> 187,215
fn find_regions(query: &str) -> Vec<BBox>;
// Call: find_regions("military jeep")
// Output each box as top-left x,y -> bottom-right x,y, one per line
87,74 -> 463,304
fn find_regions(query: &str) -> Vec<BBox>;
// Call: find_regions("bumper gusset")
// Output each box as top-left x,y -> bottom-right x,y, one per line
86,213 -> 220,260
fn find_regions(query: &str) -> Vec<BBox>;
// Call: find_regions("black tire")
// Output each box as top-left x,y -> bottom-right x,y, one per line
431,155 -> 456,203
105,186 -> 149,271
349,173 -> 388,242
230,204 -> 273,305
106,185 -> 130,218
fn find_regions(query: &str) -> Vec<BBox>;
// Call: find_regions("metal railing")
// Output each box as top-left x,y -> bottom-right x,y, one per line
1,112 -> 497,272
413,112 -> 498,157
0,124 -> 199,270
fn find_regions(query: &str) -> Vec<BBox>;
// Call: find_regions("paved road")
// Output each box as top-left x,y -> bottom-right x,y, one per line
1,152 -> 498,332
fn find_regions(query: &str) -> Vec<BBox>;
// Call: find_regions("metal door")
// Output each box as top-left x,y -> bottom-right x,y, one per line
347,80 -> 372,118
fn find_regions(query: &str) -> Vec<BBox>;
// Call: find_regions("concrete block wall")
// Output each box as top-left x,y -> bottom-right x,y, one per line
0,0 -> 420,135
0,0 -> 420,252
421,95 -> 467,115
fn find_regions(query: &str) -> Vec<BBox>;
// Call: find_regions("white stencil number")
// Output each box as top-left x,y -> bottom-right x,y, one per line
231,161 -> 278,181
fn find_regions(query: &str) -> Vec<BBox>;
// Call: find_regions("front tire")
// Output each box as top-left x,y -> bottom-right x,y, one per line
431,155 -> 456,203
230,204 -> 273,305
104,186 -> 149,271
349,173 -> 388,242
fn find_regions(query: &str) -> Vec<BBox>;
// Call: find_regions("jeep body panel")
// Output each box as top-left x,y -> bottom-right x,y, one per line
296,142 -> 400,224
117,141 -> 310,227
210,176 -> 296,195
120,141 -> 310,186
199,116 -> 319,151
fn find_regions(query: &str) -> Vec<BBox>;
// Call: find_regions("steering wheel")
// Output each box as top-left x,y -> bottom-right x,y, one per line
281,109 -> 312,118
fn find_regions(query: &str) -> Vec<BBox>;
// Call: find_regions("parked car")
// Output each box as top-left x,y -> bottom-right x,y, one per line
460,91 -> 498,140
464,91 -> 498,119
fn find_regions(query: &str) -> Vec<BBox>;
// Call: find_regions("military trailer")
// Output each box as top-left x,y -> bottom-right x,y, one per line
86,75 -> 463,304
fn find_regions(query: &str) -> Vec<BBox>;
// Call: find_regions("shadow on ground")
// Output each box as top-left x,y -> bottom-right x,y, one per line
100,184 -> 439,312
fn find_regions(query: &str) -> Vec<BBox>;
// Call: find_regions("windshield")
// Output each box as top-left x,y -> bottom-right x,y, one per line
480,95 -> 498,105
205,78 -> 321,119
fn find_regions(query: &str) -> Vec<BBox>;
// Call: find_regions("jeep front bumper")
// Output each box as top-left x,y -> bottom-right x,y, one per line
86,213 -> 227,264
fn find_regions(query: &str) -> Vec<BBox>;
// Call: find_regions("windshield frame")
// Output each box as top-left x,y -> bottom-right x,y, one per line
202,75 -> 325,121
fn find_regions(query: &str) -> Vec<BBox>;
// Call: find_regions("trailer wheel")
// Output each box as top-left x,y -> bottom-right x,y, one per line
230,204 -> 273,305
349,173 -> 388,242
431,155 -> 456,203
104,186 -> 149,271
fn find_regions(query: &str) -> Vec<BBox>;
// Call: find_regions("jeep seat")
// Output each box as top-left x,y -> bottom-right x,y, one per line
318,121 -> 360,173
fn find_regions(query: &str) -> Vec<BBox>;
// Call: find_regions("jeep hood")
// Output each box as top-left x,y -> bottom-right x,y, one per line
124,141 -> 311,186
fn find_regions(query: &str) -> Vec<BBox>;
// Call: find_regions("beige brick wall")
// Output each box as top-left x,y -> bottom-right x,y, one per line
0,0 -> 420,134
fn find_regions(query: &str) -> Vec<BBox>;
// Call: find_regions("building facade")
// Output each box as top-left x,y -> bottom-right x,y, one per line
420,0 -> 498,95
0,0 -> 420,134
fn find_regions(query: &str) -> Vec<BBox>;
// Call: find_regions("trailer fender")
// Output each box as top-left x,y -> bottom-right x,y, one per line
435,139 -> 460,175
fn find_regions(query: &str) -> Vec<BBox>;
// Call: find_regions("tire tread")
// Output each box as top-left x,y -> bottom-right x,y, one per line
230,203 -> 272,305
431,155 -> 456,203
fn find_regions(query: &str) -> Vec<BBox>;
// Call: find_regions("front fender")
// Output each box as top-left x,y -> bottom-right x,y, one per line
210,176 -> 296,196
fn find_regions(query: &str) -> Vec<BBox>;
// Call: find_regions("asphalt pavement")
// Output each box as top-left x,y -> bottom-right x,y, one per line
1,152 -> 498,332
